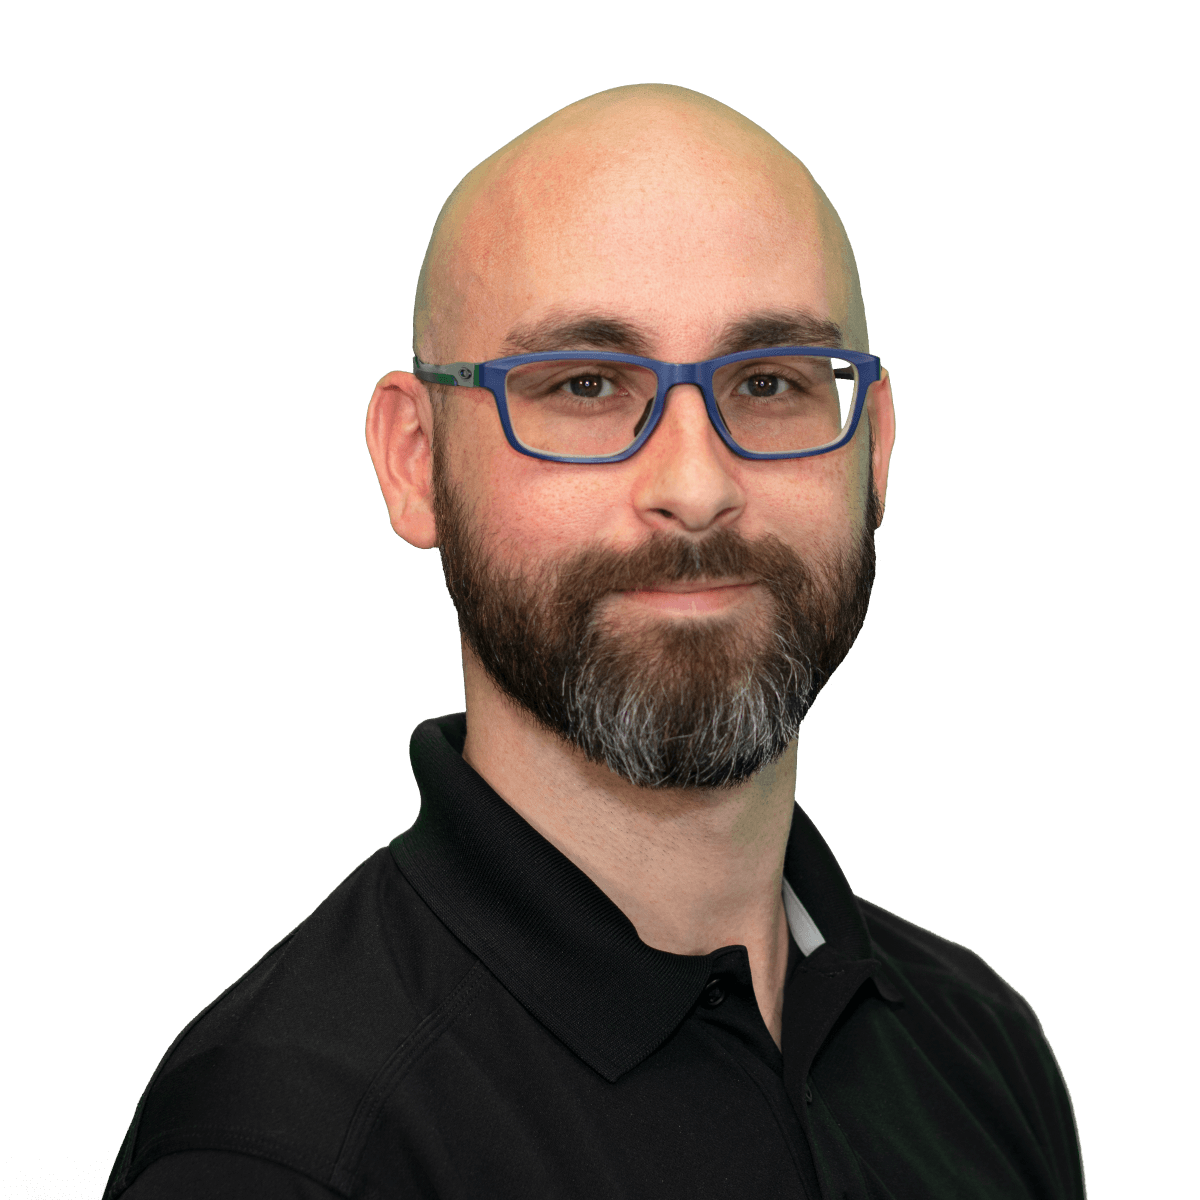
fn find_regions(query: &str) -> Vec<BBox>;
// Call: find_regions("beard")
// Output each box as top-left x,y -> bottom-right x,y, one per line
432,440 -> 878,790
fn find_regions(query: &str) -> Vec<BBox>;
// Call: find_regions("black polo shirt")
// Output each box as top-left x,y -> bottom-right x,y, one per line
106,714 -> 1084,1199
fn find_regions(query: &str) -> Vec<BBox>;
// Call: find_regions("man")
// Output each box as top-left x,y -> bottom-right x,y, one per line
106,85 -> 1084,1199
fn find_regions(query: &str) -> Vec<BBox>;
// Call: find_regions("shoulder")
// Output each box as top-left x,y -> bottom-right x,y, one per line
857,895 -> 1039,1021
855,896 -> 1079,1153
106,847 -> 478,1198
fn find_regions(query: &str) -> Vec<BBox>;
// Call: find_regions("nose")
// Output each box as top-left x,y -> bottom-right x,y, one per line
630,383 -> 745,533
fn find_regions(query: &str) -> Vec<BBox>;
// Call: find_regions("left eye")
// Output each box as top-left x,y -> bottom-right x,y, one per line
735,373 -> 793,398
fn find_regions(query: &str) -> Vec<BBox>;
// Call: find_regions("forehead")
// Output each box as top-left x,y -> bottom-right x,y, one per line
436,126 -> 837,358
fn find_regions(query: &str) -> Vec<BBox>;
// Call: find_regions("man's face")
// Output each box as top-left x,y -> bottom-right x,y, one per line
426,113 -> 891,788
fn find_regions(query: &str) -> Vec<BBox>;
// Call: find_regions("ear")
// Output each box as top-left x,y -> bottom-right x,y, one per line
365,370 -> 438,549
867,369 -> 896,528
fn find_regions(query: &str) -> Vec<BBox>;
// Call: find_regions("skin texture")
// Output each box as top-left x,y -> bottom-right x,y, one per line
366,85 -> 896,1046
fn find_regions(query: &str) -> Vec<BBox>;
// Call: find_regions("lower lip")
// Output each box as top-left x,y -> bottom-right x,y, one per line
619,583 -> 757,615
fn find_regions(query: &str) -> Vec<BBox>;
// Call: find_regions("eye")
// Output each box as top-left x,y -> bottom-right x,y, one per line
563,373 -> 617,400
735,373 -> 794,399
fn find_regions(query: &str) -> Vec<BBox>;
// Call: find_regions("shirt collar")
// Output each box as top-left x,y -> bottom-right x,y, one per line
392,713 -> 895,1082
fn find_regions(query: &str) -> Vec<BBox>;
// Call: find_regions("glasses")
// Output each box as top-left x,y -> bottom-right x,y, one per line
413,346 -> 881,464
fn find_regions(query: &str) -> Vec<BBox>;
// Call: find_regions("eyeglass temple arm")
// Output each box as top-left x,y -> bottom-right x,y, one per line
413,358 -> 479,387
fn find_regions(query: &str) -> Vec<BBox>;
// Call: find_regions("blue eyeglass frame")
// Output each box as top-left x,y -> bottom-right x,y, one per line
412,346 -> 882,465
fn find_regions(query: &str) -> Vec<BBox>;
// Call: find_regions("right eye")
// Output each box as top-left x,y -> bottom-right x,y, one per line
562,374 -> 616,399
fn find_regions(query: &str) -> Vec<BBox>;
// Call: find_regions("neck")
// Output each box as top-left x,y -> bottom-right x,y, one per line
459,644 -> 797,1046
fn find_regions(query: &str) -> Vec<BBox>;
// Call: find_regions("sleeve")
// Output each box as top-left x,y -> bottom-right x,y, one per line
117,1150 -> 343,1200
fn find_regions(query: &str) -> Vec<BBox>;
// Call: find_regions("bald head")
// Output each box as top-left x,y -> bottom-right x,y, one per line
414,84 -> 867,366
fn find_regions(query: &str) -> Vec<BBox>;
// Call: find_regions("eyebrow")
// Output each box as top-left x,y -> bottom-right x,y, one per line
498,308 -> 843,361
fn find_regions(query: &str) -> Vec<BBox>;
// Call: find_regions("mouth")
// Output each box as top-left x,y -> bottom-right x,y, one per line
616,579 -> 760,615
624,573 -> 753,588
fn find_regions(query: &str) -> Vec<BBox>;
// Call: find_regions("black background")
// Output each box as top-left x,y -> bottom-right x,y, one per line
14,68 -> 1099,1200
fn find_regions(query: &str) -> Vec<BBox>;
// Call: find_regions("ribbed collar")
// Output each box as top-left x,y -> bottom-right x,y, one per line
392,713 -> 895,1083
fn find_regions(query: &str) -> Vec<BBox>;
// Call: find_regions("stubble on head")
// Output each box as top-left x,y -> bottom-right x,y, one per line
413,84 -> 871,363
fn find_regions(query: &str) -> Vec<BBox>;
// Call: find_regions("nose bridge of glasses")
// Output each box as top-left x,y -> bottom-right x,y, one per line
657,361 -> 707,393
657,362 -> 711,415
653,361 -> 719,438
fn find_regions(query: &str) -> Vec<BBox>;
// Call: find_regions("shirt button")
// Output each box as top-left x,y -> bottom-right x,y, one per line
701,977 -> 726,1007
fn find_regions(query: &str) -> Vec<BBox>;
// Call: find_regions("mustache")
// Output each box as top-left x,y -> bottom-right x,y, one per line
548,528 -> 816,619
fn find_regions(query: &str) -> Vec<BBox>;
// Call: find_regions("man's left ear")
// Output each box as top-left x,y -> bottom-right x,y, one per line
867,369 -> 896,528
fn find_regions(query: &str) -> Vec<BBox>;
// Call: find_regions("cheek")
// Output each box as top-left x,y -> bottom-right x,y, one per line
744,437 -> 870,555
446,397 -> 615,562
796,429 -> 873,532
